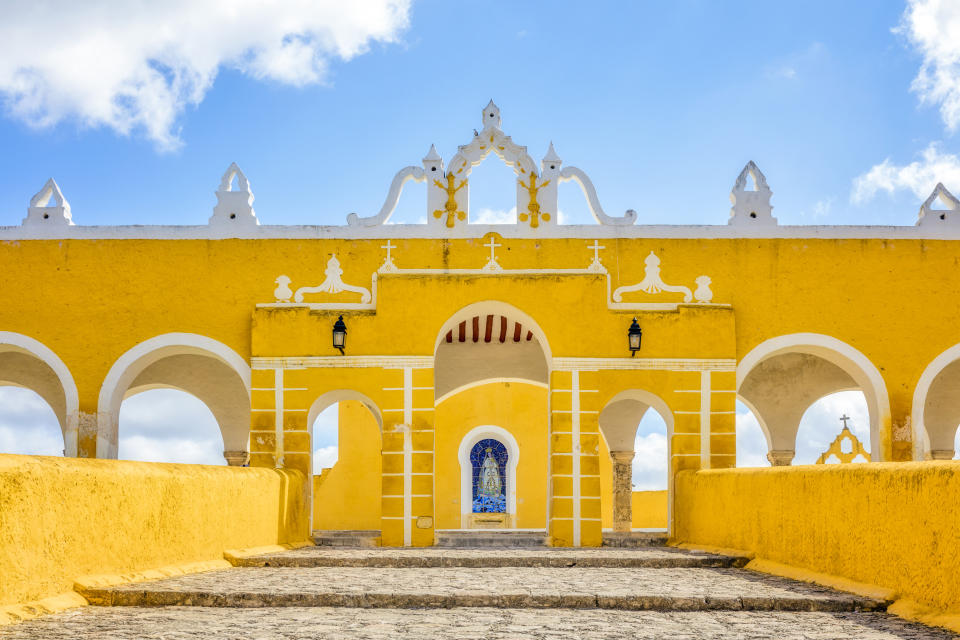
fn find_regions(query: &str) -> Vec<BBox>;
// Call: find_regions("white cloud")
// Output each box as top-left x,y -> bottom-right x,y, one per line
735,402 -> 771,468
795,391 -> 869,464
472,207 -> 517,224
899,0 -> 960,131
313,445 -> 339,473
0,387 -> 64,456
851,142 -> 960,204
0,1 -> 410,150
632,432 -> 667,490
118,389 -> 224,465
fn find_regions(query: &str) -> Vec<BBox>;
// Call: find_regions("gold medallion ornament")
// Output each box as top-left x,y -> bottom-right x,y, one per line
433,173 -> 467,228
518,173 -> 551,228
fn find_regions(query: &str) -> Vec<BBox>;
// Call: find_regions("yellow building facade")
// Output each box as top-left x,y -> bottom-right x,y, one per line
3,103 -> 960,547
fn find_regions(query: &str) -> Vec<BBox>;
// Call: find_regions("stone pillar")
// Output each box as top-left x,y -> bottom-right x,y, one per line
610,450 -> 635,533
930,449 -> 955,460
223,450 -> 249,466
766,449 -> 794,466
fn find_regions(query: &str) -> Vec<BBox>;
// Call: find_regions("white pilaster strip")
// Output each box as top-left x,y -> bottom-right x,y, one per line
572,370 -> 581,547
403,367 -> 413,546
274,368 -> 284,469
700,370 -> 711,470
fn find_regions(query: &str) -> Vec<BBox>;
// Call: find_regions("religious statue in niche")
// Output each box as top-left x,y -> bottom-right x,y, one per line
471,438 -> 507,513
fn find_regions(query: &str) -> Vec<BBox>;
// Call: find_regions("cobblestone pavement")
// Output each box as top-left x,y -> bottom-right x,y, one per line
83,567 -> 881,611
1,607 -> 955,639
236,546 -> 747,568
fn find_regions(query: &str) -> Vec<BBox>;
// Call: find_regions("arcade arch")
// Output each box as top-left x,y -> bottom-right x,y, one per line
598,389 -> 674,533
0,332 -> 79,456
97,333 -> 251,464
737,334 -> 890,464
117,388 -> 225,465
913,343 -> 960,459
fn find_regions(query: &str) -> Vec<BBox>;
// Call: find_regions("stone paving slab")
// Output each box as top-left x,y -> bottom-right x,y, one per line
232,546 -> 748,569
79,567 -> 884,612
1,607 -> 955,639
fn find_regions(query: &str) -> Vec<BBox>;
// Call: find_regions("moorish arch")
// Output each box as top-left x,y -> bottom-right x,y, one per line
737,333 -> 890,464
598,389 -> 674,533
0,332 -> 80,457
97,333 -> 251,464
912,343 -> 960,460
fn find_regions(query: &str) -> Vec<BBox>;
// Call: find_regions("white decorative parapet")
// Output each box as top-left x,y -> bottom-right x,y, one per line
23,178 -> 73,227
345,100 -> 637,229
613,251 -> 712,304
729,161 -> 776,226
210,163 -> 258,227
917,183 -> 960,227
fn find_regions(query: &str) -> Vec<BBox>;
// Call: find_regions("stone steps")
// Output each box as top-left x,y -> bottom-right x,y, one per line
433,529 -> 548,547
77,565 -> 887,613
311,530 -> 380,548
231,546 -> 748,569
603,530 -> 669,547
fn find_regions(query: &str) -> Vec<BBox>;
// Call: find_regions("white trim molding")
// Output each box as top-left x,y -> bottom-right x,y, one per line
911,343 -> 960,460
457,424 -> 520,529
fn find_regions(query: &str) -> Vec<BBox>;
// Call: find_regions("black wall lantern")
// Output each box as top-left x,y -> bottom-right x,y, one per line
628,317 -> 642,356
332,315 -> 347,355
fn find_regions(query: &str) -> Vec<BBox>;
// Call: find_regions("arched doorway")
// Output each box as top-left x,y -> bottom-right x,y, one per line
737,334 -> 890,464
434,301 -> 550,531
913,344 -> 960,459
598,390 -> 674,534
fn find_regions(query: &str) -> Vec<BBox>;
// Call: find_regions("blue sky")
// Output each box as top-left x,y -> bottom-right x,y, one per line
1,1 -> 959,227
1,1 -> 960,477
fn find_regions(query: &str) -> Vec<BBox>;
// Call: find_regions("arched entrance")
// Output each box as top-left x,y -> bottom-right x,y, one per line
913,343 -> 960,459
434,301 -> 550,531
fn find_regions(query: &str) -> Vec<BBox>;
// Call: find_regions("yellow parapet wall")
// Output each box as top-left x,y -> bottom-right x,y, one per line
674,462 -> 960,616
0,454 -> 308,606
632,490 -> 668,529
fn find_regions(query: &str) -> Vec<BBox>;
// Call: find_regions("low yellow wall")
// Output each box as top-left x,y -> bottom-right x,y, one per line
675,462 -> 960,614
0,454 -> 308,606
312,400 -> 382,530
632,490 -> 668,529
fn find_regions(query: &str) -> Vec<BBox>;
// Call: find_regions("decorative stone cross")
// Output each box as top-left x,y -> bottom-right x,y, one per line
839,414 -> 850,429
381,240 -> 395,262
379,240 -> 398,273
588,240 -> 605,262
484,237 -> 501,263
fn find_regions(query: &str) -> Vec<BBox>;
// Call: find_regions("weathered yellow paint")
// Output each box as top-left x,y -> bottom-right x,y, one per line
674,462 -> 960,617
0,454 -> 307,606
312,400 -> 382,530
434,381 -> 548,530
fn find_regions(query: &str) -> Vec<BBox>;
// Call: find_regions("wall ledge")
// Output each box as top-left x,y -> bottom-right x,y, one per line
0,592 -> 87,627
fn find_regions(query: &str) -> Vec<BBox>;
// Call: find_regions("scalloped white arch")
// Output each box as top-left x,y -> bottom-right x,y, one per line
97,333 -> 251,459
736,333 -> 890,461
457,424 -> 520,527
0,331 -> 80,457
911,342 -> 960,460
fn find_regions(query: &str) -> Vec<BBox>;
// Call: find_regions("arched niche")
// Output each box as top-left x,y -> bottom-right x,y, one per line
457,425 -> 520,528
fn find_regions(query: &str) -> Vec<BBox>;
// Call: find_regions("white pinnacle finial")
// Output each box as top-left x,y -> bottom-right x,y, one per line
543,142 -> 562,164
423,144 -> 441,162
23,178 -> 73,227
917,182 -> 960,226
482,100 -> 501,129
211,162 -> 258,227
729,161 -> 776,226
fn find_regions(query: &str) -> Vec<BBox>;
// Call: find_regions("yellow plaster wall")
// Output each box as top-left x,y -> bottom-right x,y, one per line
674,462 -> 960,613
434,381 -> 548,530
312,400 -> 382,531
632,491 -> 668,529
0,454 -> 307,606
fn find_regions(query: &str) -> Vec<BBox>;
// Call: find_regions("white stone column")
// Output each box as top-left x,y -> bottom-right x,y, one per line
610,450 -> 635,533
767,449 -> 794,466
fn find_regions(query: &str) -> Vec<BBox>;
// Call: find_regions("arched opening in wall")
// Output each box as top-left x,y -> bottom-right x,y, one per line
794,391 -> 870,465
914,348 -> 960,460
737,335 -> 889,465
434,302 -> 550,531
308,394 -> 382,533
735,399 -> 771,468
466,156 -> 518,224
0,336 -> 78,456
599,391 -> 673,534
118,389 -> 225,465
0,387 -> 64,456
98,335 -> 251,464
